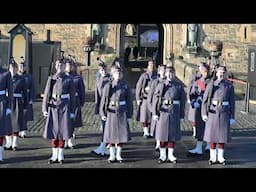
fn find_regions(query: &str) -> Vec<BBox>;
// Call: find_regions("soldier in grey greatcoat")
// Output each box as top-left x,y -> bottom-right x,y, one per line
100,66 -> 133,163
152,66 -> 186,163
42,59 -> 76,164
187,65 -> 202,138
187,63 -> 211,156
91,62 -> 111,156
202,66 -> 235,165
0,59 -> 13,161
147,64 -> 166,150
64,59 -> 86,149
5,62 -> 28,151
136,60 -> 157,138
18,59 -> 36,138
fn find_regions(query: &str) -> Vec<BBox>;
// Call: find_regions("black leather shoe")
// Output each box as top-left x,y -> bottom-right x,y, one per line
12,147 -> 17,151
59,160 -> 64,164
217,160 -> 226,165
209,160 -> 216,165
3,146 -> 12,150
48,159 -> 57,164
108,159 -> 115,163
158,159 -> 165,164
167,159 -> 177,163
143,135 -> 151,139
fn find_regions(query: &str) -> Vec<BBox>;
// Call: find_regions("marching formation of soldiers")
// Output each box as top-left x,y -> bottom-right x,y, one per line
0,52 -> 236,166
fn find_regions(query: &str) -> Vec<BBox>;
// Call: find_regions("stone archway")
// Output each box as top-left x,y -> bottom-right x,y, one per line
114,24 -> 173,89
115,24 -> 173,66
162,24 -> 173,64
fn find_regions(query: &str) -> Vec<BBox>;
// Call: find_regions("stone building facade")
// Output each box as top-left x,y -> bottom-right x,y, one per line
0,24 -> 254,89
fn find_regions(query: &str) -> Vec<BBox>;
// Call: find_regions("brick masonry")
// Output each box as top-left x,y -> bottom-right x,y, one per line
1,24 -> 255,81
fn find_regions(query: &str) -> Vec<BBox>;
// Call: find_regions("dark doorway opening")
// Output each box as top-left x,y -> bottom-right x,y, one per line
123,24 -> 164,68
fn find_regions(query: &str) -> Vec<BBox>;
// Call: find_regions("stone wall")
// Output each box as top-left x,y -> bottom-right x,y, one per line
0,24 -> 91,64
1,23 -> 255,92
172,24 -> 256,81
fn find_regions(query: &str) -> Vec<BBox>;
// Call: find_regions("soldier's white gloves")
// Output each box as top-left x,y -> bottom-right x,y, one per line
127,118 -> 132,125
193,102 -> 200,108
137,100 -> 142,106
101,116 -> 107,121
187,99 -> 191,104
43,111 -> 48,117
229,118 -> 235,125
100,124 -> 103,132
145,86 -> 150,91
6,108 -> 11,115
29,101 -> 33,104
202,115 -> 208,122
153,115 -> 159,120
70,113 -> 75,119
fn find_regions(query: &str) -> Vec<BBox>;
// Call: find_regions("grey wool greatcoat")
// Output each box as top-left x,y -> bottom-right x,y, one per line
202,79 -> 235,143
147,77 -> 165,136
136,71 -> 157,123
42,72 -> 76,140
69,72 -> 86,128
189,76 -> 211,140
100,79 -> 133,144
11,74 -> 28,132
95,74 -> 111,115
0,67 -> 13,136
187,71 -> 201,123
152,79 -> 186,142
23,74 -> 36,121
22,73 -> 36,130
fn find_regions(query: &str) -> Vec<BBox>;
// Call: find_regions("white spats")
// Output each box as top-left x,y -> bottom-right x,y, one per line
168,148 -> 177,162
67,138 -> 74,148
50,147 -> 58,161
217,148 -> 225,163
143,127 -> 149,136
108,146 -> 116,162
155,140 -> 160,149
116,146 -> 123,161
209,149 -> 217,163
58,148 -> 64,162
192,126 -> 196,137
4,136 -> 12,149
12,136 -> 18,149
159,148 -> 167,162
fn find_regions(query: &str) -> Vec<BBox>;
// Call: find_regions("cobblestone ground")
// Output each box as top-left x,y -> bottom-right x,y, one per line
0,97 -> 255,168
29,99 -> 256,136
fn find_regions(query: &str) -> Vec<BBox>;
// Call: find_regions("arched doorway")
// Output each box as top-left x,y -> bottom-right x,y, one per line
115,24 -> 172,89
120,24 -> 164,68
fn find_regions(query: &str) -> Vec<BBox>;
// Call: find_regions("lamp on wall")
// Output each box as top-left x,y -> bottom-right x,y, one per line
208,40 -> 223,65
83,36 -> 94,66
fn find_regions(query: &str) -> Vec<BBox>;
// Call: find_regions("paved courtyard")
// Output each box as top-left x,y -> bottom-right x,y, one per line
0,96 -> 256,168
